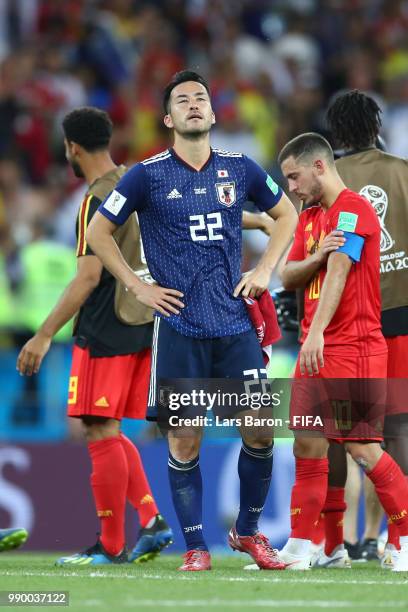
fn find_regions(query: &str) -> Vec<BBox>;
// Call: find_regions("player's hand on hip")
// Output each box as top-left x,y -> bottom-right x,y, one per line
131,282 -> 184,317
16,333 -> 52,376
299,331 -> 324,376
317,231 -> 345,263
233,267 -> 271,299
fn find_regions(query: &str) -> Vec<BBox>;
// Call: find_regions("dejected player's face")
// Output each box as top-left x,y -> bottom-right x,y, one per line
165,81 -> 215,138
281,156 -> 323,208
64,139 -> 84,178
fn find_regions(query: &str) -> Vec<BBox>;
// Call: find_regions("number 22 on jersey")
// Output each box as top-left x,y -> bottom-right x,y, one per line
189,212 -> 223,242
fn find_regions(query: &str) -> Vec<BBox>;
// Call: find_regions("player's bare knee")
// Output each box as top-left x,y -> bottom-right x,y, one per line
169,436 -> 201,462
241,432 -> 273,449
294,436 -> 328,458
345,441 -> 382,471
293,438 -> 310,457
346,447 -> 370,471
170,444 -> 200,462
82,416 -> 120,442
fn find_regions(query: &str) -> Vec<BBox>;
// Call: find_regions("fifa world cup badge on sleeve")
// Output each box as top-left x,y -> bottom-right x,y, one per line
337,211 -> 358,232
103,189 -> 127,216
266,174 -> 279,195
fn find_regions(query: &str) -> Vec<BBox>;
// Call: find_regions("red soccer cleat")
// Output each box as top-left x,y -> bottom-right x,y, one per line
228,526 -> 285,570
178,549 -> 212,571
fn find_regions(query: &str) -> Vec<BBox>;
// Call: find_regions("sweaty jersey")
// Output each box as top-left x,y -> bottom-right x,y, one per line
336,148 -> 408,336
287,189 -> 387,357
75,166 -> 153,357
99,148 -> 283,338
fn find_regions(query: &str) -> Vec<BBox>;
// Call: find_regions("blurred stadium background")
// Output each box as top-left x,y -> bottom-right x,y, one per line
0,0 -> 405,553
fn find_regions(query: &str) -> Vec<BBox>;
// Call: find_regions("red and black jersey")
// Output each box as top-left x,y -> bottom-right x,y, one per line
74,168 -> 153,357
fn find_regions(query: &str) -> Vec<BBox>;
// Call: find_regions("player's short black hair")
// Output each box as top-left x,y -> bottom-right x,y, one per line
278,132 -> 334,166
62,107 -> 113,152
163,70 -> 211,113
326,90 -> 382,150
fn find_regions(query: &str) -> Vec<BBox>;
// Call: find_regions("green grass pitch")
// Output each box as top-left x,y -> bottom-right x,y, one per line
1,553 -> 408,611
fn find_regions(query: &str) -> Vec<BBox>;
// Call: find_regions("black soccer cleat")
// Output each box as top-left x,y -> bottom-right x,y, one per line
129,514 -> 173,563
344,540 -> 361,560
358,538 -> 379,561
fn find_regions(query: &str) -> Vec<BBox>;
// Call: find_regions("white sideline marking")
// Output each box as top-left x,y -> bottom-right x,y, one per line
1,569 -> 408,587
88,600 -> 406,609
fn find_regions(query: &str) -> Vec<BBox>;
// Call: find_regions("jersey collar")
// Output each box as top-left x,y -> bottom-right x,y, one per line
170,147 -> 213,172
339,146 -> 377,158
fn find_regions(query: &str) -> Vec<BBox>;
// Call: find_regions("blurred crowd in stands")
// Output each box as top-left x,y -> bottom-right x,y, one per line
1,0 -> 408,342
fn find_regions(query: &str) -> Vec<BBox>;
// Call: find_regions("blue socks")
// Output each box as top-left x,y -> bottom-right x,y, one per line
169,443 -> 273,547
236,442 -> 274,536
168,453 -> 208,551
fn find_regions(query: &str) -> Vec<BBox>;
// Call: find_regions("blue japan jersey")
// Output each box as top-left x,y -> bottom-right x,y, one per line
99,148 -> 282,338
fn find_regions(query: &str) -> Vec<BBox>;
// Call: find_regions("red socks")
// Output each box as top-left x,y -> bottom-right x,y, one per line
386,474 -> 408,550
88,437 -> 128,556
323,487 -> 346,555
292,452 -> 408,550
290,457 -> 329,540
88,435 -> 160,555
120,434 -> 158,527
368,453 -> 408,538
388,520 -> 401,550
312,513 -> 325,546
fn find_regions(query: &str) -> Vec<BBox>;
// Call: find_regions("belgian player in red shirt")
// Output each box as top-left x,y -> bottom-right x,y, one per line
328,90 -> 408,566
278,132 -> 408,572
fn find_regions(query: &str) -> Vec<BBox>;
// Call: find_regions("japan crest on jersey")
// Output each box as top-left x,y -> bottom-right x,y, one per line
216,181 -> 236,207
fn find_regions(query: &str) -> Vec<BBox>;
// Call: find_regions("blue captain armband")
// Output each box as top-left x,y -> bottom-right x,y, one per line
336,231 -> 365,262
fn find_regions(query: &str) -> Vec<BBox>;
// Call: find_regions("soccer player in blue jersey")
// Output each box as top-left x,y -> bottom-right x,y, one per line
86,70 -> 298,571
